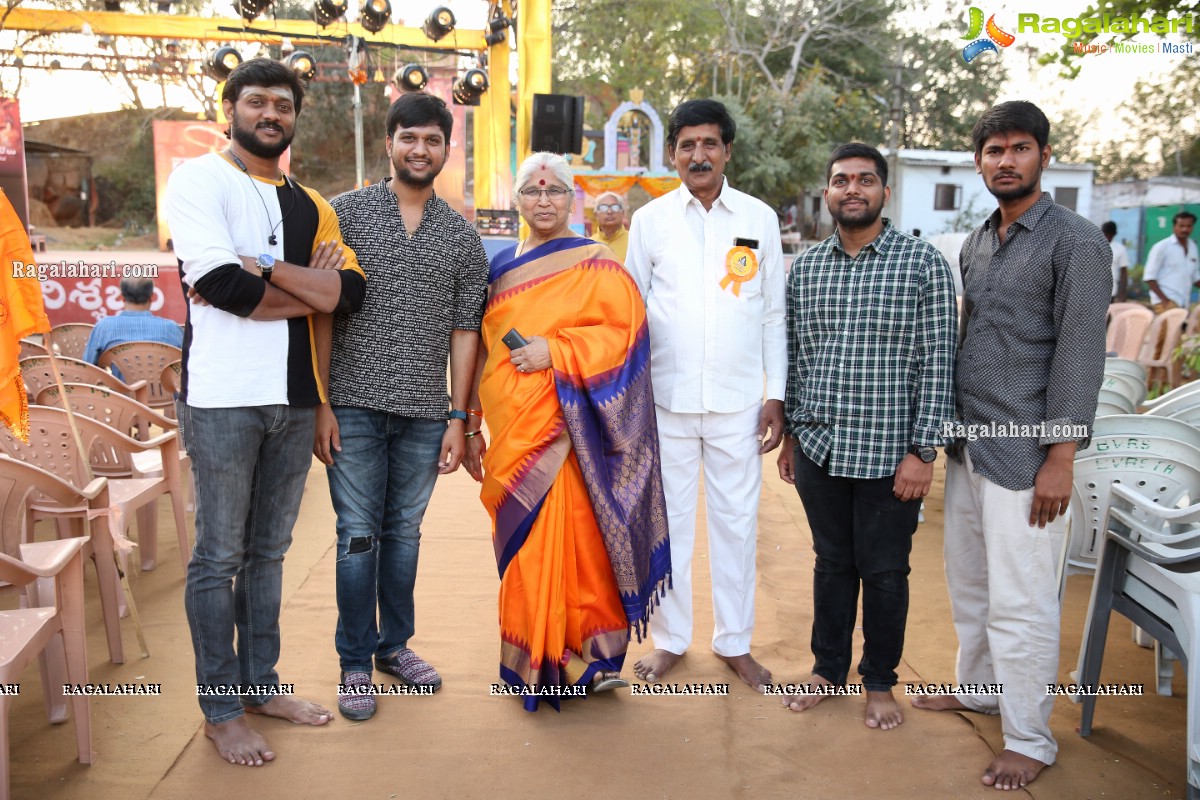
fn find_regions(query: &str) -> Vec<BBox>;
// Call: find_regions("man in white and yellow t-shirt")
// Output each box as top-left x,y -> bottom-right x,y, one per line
165,58 -> 365,769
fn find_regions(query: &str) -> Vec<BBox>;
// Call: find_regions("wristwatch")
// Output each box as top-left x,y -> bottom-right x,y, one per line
256,253 -> 275,282
908,444 -> 937,463
447,409 -> 469,423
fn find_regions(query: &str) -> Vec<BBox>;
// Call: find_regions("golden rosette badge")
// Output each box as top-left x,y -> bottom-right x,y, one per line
720,246 -> 758,296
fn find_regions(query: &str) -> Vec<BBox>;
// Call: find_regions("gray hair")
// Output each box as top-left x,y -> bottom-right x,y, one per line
120,277 -> 155,305
514,151 -> 574,195
595,191 -> 624,208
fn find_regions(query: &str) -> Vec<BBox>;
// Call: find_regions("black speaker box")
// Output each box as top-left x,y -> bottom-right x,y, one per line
531,94 -> 584,155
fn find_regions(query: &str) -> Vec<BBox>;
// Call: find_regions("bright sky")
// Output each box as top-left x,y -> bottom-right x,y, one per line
3,0 -> 1194,137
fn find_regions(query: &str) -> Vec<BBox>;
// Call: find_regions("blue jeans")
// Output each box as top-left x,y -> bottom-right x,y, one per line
791,446 -> 919,692
326,406 -> 444,672
180,403 -> 315,724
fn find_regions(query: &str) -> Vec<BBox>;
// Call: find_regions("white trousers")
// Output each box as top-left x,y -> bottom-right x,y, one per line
944,448 -> 1065,765
651,403 -> 761,657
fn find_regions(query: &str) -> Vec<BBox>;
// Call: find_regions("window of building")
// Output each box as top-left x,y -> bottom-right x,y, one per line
934,183 -> 960,211
1055,187 -> 1079,211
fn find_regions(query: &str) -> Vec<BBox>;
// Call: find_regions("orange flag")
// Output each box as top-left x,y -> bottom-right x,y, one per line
0,187 -> 50,443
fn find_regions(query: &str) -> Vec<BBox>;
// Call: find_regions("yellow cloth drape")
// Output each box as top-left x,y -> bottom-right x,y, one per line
0,189 -> 50,443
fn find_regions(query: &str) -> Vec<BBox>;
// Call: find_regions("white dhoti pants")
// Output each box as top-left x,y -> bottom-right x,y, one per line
944,447 -> 1066,766
651,403 -> 761,657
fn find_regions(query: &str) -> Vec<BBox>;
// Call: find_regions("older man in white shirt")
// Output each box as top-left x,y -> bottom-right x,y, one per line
1144,210 -> 1199,310
625,98 -> 786,690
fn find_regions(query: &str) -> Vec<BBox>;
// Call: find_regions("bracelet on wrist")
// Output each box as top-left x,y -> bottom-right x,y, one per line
467,408 -> 484,418
464,430 -> 480,439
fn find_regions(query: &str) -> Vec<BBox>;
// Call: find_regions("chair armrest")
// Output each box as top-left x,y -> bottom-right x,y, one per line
0,539 -> 88,585
1105,527 -> 1200,572
1110,483 -> 1200,524
1110,506 -> 1200,546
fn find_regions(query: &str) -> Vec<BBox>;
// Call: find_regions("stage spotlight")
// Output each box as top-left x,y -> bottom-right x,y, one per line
422,6 -> 455,41
235,0 -> 273,23
485,12 -> 510,45
360,0 -> 391,33
313,0 -> 348,27
285,50 -> 317,81
206,46 -> 242,80
452,68 -> 488,106
395,64 -> 428,92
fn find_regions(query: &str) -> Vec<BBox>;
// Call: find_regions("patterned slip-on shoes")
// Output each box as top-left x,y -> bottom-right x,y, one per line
375,648 -> 442,691
338,670 -> 376,720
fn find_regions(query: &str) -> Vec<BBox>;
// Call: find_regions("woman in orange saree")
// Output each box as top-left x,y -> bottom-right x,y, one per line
465,153 -> 670,711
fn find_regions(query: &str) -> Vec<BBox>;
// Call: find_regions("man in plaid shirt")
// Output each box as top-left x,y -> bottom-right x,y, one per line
777,143 -> 957,730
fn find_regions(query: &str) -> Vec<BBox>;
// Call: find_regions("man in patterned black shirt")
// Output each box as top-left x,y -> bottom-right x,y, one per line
910,101 -> 1110,791
777,143 -> 957,730
313,92 -> 489,721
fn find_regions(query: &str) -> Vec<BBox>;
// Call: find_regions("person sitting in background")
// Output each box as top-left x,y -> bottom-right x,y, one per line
83,276 -> 183,379
591,191 -> 629,262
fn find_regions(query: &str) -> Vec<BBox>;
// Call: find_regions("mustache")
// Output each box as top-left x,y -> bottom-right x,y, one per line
688,162 -> 714,173
994,172 -> 1021,180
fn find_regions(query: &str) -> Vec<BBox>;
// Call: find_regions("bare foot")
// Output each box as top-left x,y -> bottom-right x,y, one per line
204,716 -> 274,767
781,673 -> 832,712
244,695 -> 333,726
864,689 -> 903,730
981,750 -> 1049,790
910,694 -> 969,711
717,652 -> 772,691
633,649 -> 683,682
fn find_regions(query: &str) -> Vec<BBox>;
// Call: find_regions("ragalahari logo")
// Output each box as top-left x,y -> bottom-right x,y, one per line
962,7 -> 1016,62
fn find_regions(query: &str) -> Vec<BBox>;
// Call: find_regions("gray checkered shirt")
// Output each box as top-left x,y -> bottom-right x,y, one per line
955,192 -> 1111,491
785,222 -> 958,479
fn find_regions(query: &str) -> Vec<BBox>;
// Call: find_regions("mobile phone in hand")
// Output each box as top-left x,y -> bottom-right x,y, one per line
502,328 -> 530,350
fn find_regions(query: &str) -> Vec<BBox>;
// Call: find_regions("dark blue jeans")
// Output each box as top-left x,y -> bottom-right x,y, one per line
791,446 -> 920,691
181,403 -> 315,724
326,406 -> 444,673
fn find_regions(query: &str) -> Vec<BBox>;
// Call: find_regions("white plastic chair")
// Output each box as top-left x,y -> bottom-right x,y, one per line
1143,381 -> 1200,412
1075,483 -> 1200,799
1061,450 -> 1200,598
1096,401 -> 1128,417
1100,372 -> 1146,409
1104,357 -> 1148,384
1090,415 -> 1200,450
1148,389 -> 1200,420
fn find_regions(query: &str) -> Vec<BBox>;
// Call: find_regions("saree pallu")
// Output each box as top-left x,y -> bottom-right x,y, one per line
480,237 -> 671,711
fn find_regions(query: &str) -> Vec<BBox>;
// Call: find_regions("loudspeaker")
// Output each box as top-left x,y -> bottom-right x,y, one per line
531,94 -> 584,155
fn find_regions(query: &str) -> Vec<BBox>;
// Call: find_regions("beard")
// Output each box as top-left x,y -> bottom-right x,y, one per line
396,164 -> 437,188
985,169 -> 1041,202
830,198 -> 884,230
230,115 -> 293,159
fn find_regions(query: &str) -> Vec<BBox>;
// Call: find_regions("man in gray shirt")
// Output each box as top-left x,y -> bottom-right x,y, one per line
314,92 -> 488,721
910,101 -> 1110,791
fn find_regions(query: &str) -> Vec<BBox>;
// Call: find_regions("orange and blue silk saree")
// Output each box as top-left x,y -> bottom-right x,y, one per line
480,237 -> 671,711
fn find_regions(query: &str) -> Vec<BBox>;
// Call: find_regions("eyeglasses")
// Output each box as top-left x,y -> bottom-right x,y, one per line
518,186 -> 571,200
596,203 -> 623,213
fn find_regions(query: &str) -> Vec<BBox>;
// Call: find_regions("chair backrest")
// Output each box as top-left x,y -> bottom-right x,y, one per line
1078,434 -> 1200,465
1092,414 -> 1200,449
97,341 -> 182,410
1142,380 -> 1200,410
1110,307 -> 1154,360
0,456 -> 99,557
1097,388 -> 1135,414
1069,454 -> 1200,574
19,356 -> 143,402
35,382 -> 176,442
1167,404 -> 1200,427
160,360 -> 182,396
1187,303 -> 1200,336
1096,401 -> 1128,417
0,405 -> 152,481
1139,307 -> 1189,364
48,323 -> 94,360
18,338 -> 47,361
1108,302 -> 1146,327
1104,357 -> 1148,383
1100,372 -> 1146,408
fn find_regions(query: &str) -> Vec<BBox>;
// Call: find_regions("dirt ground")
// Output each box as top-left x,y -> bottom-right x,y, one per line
5,452 -> 1190,800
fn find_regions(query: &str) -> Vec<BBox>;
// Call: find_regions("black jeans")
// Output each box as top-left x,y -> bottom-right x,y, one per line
791,446 -> 920,691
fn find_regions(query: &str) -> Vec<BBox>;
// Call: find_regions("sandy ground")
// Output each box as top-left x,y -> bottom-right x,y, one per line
5,452 -> 1190,800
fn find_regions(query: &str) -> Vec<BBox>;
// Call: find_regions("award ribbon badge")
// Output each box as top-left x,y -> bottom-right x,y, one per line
720,246 -> 758,296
